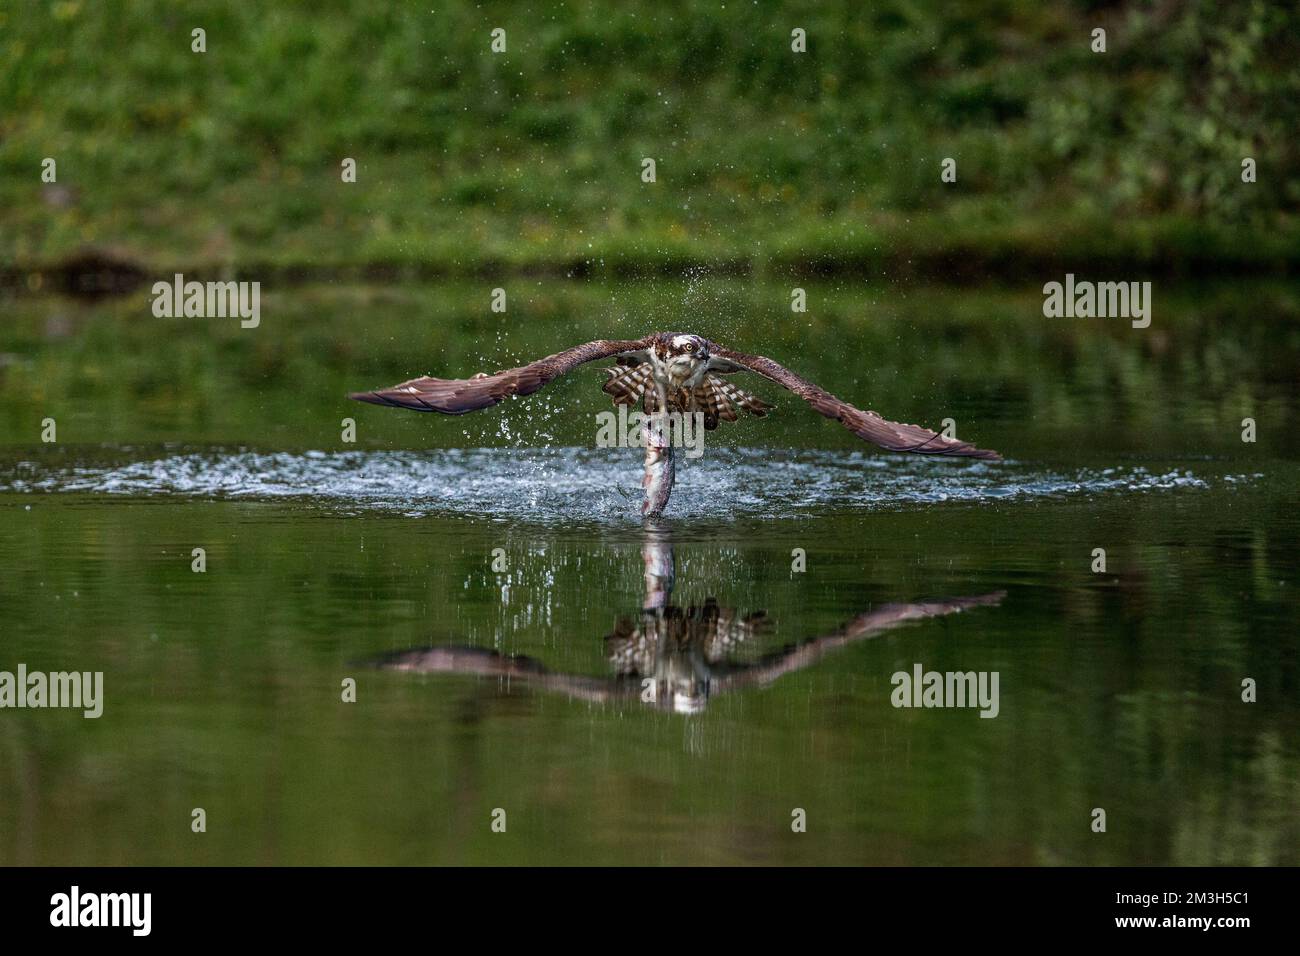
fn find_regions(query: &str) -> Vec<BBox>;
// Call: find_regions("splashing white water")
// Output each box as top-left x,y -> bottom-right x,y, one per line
0,448 -> 1250,524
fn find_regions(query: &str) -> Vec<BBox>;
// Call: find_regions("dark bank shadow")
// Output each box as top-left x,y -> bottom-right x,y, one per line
365,525 -> 1004,714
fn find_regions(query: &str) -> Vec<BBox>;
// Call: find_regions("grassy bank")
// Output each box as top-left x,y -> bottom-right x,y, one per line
2,1 -> 1297,277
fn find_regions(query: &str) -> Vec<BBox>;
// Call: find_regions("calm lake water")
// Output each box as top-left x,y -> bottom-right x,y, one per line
1,279 -> 1297,865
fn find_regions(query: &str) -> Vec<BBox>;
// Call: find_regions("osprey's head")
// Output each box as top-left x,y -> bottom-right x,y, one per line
654,647 -> 712,715
666,683 -> 709,715
658,333 -> 711,377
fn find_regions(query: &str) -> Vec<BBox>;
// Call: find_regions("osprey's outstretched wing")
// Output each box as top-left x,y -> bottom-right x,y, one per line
350,337 -> 652,414
710,348 -> 1001,459
710,592 -> 1006,692
368,646 -> 624,703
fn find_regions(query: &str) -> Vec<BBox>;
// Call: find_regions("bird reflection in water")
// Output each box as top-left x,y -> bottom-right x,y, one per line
372,527 -> 1003,714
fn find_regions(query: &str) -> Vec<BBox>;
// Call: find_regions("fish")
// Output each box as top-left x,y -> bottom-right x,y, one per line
641,416 -> 675,518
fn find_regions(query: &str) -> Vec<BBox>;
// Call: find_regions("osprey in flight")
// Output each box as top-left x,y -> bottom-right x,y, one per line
350,332 -> 1000,516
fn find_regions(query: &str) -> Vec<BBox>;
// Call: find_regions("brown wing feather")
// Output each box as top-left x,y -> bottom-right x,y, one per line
350,337 -> 651,414
712,348 -> 1000,459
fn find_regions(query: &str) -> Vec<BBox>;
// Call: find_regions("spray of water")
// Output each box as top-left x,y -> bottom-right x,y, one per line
1,448 -> 1255,526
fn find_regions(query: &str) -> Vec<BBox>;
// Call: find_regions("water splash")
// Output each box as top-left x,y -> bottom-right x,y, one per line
0,448 -> 1252,524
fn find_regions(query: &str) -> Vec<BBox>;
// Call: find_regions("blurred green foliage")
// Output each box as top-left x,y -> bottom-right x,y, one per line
1,0 -> 1296,274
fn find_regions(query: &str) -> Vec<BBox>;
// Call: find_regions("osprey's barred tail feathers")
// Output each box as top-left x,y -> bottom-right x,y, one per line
604,366 -> 774,430
713,376 -> 772,418
693,379 -> 733,429
691,375 -> 771,429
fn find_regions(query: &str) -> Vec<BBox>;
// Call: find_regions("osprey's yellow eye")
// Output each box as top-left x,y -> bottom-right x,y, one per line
684,343 -> 695,352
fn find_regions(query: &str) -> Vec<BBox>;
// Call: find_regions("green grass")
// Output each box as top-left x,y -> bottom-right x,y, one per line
1,0 -> 1297,276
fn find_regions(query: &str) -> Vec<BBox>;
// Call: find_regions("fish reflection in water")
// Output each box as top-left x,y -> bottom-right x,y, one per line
372,527 -> 1004,713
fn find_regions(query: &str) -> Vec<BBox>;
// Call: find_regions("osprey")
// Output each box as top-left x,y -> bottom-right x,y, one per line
350,332 -> 1001,516
372,592 -> 1004,714
369,529 -> 1005,714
